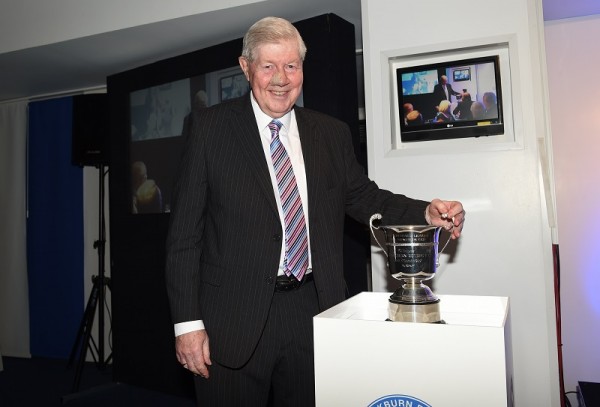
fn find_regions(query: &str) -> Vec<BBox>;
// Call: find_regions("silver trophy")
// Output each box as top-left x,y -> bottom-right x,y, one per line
369,214 -> 451,323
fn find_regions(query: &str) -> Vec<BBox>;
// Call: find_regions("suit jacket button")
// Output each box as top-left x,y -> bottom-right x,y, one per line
272,234 -> 282,242
266,276 -> 275,284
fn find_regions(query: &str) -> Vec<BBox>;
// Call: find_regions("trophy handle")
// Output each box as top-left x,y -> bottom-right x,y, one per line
369,213 -> 388,258
436,229 -> 453,267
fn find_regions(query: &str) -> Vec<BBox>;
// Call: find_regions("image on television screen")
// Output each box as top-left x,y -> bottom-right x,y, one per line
396,55 -> 504,143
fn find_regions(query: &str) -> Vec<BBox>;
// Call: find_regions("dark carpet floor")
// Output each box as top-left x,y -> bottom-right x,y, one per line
0,356 -> 195,406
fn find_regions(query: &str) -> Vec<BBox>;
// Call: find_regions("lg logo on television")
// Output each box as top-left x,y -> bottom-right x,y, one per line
368,394 -> 433,407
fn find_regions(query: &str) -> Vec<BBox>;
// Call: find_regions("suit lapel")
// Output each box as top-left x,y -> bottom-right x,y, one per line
228,97 -> 279,214
225,100 -> 323,219
295,107 -> 322,223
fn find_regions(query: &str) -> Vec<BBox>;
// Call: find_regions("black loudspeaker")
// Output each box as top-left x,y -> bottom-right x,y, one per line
72,93 -> 109,167
578,381 -> 600,406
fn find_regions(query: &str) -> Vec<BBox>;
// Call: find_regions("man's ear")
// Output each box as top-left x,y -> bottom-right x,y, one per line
238,57 -> 250,81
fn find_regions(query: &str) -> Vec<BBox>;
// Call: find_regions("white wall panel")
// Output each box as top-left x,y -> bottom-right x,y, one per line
545,14 -> 600,394
362,0 -> 560,405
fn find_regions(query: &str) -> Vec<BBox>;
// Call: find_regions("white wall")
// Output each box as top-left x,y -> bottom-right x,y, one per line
545,14 -> 600,393
362,0 -> 560,405
82,166 -> 111,360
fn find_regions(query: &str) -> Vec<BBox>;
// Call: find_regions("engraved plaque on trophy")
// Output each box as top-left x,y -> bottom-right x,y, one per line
369,214 -> 451,323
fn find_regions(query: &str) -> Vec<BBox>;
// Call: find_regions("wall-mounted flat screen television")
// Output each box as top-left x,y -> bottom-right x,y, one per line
395,55 -> 504,143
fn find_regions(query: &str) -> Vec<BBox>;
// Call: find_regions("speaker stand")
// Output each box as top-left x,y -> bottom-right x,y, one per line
67,164 -> 112,392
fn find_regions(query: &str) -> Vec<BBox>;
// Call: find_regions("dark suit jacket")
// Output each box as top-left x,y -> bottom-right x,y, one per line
165,95 -> 428,368
453,100 -> 474,120
433,83 -> 460,105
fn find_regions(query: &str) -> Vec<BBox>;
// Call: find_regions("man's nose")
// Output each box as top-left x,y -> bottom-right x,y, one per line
271,68 -> 287,85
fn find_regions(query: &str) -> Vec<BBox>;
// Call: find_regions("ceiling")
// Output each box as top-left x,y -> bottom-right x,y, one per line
0,0 -> 598,104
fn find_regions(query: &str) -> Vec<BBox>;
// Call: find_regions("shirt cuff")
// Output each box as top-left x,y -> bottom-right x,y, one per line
424,204 -> 432,225
174,320 -> 205,337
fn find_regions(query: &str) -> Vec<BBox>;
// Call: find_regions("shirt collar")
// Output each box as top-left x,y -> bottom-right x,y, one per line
250,91 -> 292,132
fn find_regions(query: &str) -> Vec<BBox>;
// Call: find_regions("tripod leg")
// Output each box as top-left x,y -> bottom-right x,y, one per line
100,281 -> 113,366
69,165 -> 112,392
67,277 -> 99,367
71,277 -> 100,392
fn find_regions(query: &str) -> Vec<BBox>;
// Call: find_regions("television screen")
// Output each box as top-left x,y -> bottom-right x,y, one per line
453,67 -> 471,82
396,55 -> 504,143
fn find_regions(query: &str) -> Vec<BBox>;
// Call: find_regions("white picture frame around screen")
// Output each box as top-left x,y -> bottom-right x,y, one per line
385,40 -> 519,156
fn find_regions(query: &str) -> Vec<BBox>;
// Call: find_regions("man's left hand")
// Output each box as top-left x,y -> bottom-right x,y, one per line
426,199 -> 466,239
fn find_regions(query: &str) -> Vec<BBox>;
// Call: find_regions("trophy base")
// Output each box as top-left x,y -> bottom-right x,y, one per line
388,300 -> 442,323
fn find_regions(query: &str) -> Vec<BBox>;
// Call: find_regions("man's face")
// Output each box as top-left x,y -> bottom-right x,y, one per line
239,39 -> 303,118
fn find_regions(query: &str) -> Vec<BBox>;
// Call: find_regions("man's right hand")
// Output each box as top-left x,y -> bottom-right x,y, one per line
175,329 -> 212,378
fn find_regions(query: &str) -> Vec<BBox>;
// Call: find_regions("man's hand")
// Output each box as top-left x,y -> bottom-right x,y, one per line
425,199 -> 466,239
176,329 -> 212,378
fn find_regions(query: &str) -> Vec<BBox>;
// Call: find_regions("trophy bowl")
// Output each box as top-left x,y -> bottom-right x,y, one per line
370,214 -> 450,323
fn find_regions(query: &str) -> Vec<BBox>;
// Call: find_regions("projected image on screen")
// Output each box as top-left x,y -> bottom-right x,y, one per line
130,79 -> 191,141
401,70 -> 438,95
129,66 -> 248,214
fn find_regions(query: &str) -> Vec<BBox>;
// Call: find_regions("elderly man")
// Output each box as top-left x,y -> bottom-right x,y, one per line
433,74 -> 461,106
165,16 -> 465,406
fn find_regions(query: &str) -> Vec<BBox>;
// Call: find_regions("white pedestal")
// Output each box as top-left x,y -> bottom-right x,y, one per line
314,292 -> 513,407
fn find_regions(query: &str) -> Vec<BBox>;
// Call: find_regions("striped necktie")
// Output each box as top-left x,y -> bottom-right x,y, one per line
268,119 -> 309,281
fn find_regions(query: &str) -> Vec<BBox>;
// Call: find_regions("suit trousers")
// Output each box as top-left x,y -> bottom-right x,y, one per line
193,279 -> 320,406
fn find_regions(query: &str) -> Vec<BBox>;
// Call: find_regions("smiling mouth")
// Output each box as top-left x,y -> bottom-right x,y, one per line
271,90 -> 287,96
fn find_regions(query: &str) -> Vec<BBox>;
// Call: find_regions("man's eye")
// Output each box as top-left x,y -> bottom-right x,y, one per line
285,65 -> 298,72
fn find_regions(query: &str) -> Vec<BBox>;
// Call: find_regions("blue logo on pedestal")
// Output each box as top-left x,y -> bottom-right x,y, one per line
368,394 -> 432,407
